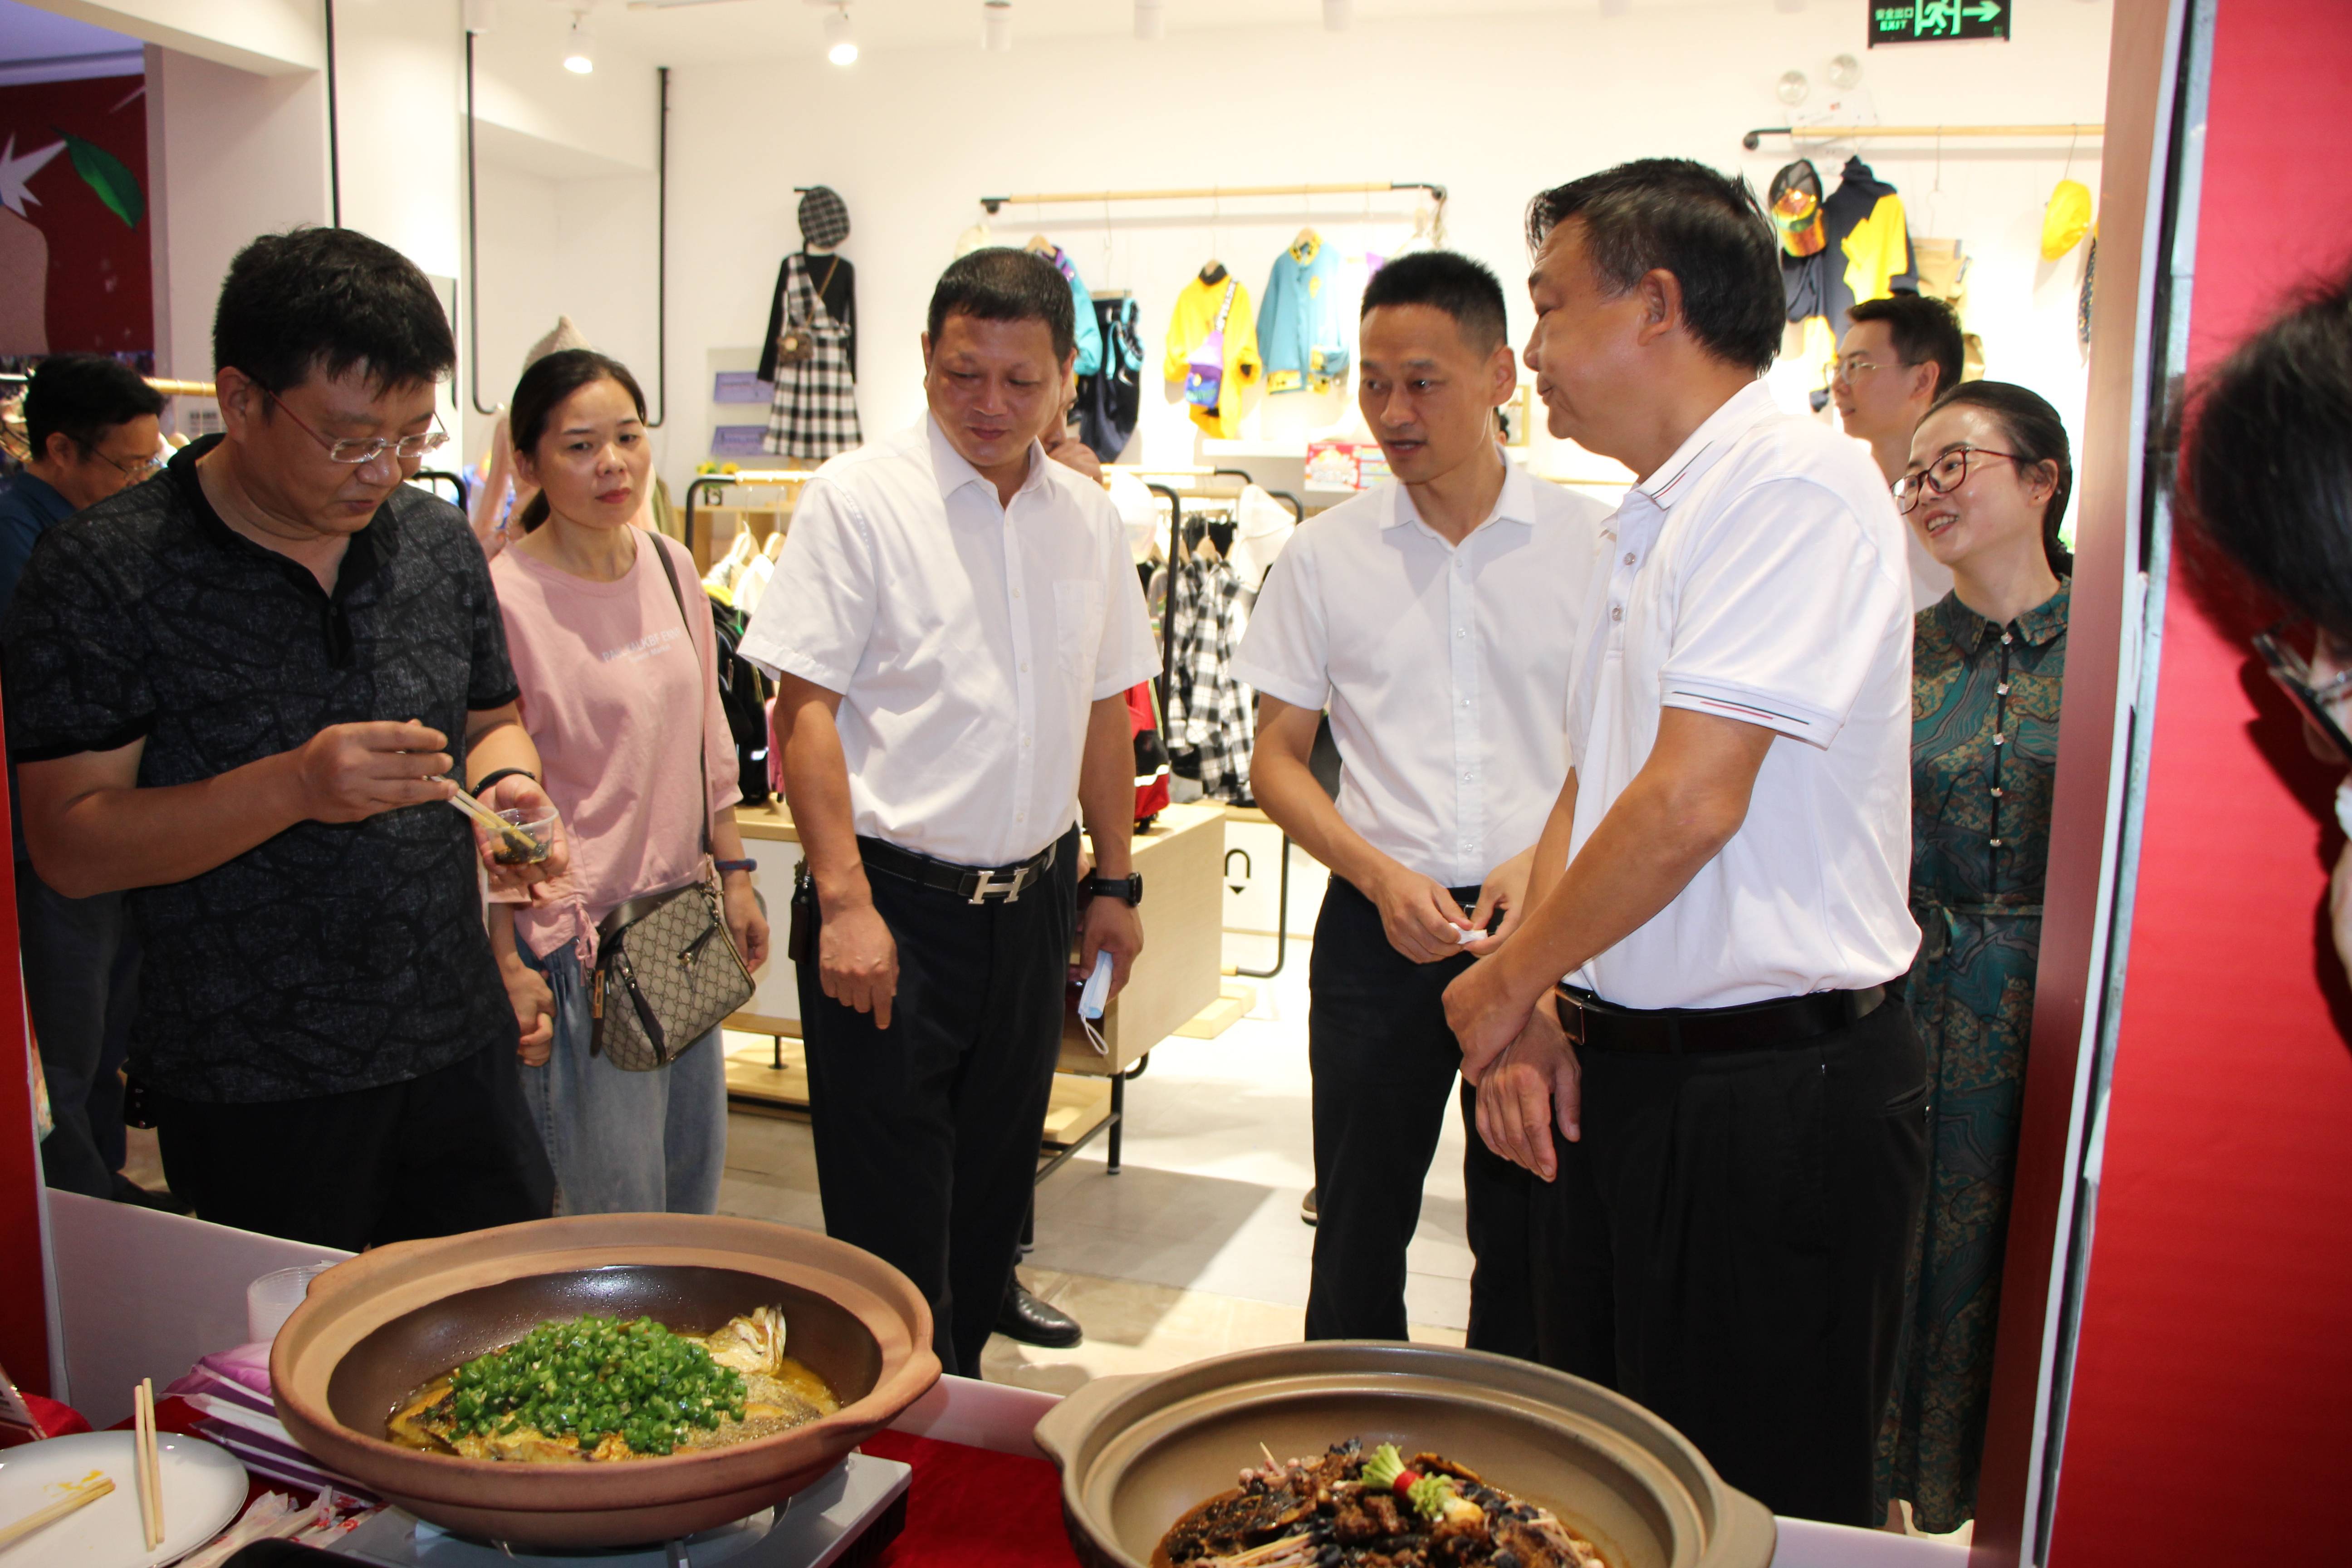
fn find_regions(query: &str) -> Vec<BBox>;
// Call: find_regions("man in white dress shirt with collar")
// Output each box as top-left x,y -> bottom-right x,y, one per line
744,249 -> 1157,1377
1444,160 -> 1928,1525
1235,251 -> 1605,1350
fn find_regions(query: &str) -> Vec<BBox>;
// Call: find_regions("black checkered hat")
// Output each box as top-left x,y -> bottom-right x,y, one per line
799,186 -> 851,250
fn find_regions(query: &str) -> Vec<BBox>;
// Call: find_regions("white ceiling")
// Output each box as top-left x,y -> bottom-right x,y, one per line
0,0 -> 132,66
534,0 -> 1642,66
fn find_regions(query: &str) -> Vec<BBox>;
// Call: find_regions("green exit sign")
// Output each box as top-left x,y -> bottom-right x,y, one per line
1869,0 -> 2009,45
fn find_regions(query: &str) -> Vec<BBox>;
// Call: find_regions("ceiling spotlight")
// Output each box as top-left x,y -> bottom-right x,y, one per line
1135,0 -> 1163,39
823,3 -> 858,64
1323,0 -> 1351,29
983,0 -> 1011,51
561,10 -> 594,72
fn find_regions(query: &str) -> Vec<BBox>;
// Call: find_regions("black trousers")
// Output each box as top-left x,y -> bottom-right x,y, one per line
152,1041 -> 554,1252
17,866 -> 140,1199
797,827 -> 1078,1378
1305,876 -> 1537,1353
1529,995 -> 1929,1526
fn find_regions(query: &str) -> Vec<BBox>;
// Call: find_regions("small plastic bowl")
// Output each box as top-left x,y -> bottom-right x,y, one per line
490,807 -> 557,866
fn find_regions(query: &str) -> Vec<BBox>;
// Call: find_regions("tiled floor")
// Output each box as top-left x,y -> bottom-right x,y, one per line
715,933 -> 1482,1378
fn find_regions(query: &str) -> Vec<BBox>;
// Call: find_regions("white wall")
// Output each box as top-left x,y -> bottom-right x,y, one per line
143,42 -> 329,387
90,0 -> 2114,505
39,0 -> 319,74
653,2 -> 2111,497
38,0 -> 650,461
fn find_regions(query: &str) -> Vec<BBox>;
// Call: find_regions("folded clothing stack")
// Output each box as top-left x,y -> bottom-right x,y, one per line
163,1343 -> 377,1506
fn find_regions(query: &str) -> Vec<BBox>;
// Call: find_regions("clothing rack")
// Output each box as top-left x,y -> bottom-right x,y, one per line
682,470 -> 818,557
979,181 -> 1446,214
1741,122 -> 2103,151
1146,472 -> 1304,980
409,468 -> 471,509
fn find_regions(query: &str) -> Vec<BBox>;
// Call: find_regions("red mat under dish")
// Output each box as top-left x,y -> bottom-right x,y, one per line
860,1429 -> 1078,1567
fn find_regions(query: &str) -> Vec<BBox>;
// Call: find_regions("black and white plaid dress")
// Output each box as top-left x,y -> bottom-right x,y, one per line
763,253 -> 861,460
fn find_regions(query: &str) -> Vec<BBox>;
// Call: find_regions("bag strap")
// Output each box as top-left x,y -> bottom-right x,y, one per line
648,536 -> 716,859
1210,279 -> 1237,332
793,251 -> 843,326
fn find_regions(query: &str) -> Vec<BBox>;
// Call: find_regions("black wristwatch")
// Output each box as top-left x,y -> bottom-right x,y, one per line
1086,873 -> 1143,906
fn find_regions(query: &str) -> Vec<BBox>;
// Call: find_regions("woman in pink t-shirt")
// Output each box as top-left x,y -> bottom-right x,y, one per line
486,349 -> 769,1213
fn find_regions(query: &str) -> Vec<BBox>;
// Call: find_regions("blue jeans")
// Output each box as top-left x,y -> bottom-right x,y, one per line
518,941 -> 727,1215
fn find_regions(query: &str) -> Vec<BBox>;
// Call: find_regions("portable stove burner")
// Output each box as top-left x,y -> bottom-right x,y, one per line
323,1450 -> 911,1568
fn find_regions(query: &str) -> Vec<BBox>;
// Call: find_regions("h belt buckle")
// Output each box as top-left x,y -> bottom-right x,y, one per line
1553,985 -> 1588,1049
969,866 -> 1023,904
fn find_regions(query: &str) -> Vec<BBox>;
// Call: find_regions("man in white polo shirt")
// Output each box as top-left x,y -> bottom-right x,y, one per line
744,248 -> 1158,1377
1444,159 -> 1928,1525
1236,251 -> 1606,1350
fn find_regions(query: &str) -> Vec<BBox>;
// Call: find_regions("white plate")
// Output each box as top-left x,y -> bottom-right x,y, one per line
0,1429 -> 248,1567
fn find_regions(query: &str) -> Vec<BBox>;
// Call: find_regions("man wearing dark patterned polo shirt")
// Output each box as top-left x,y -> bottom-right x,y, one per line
3,229 -> 568,1250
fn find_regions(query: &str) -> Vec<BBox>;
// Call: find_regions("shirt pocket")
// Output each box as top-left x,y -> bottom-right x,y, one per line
1053,579 -> 1106,680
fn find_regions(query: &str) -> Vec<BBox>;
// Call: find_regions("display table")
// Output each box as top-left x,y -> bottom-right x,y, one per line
722,800 -> 1227,1168
39,1199 -> 1969,1568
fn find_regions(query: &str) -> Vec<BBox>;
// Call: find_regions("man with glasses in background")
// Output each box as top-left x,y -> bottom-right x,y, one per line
2,228 -> 565,1249
0,354 -> 167,1205
1832,294 -> 1965,611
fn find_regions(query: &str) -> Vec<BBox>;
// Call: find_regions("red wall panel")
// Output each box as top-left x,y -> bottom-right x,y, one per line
2048,0 -> 2352,1558
0,691 -> 48,1397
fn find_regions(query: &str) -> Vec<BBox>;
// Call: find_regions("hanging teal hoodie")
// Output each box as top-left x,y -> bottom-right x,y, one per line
1258,234 -> 1350,393
1047,247 -> 1104,378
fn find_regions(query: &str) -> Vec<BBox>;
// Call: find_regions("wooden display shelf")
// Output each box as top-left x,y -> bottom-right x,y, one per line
723,801 -> 1226,1172
723,1038 -> 1112,1152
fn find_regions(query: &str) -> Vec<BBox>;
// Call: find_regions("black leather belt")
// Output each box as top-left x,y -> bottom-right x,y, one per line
858,835 -> 1058,903
1553,981 -> 1888,1055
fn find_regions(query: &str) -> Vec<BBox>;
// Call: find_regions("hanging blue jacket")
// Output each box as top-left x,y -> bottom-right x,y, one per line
1258,235 -> 1350,393
1047,247 -> 1104,378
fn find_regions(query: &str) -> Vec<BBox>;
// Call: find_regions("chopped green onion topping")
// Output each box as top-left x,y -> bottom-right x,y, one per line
447,1315 -> 747,1457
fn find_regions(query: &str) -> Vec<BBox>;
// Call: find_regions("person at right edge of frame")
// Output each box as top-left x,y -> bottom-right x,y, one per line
1442,159 -> 1929,1527
1233,250 -> 1607,1351
742,247 -> 1158,1378
1879,381 -> 2073,1534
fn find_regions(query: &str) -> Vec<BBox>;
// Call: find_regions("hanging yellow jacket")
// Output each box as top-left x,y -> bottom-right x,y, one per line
1165,271 -> 1263,439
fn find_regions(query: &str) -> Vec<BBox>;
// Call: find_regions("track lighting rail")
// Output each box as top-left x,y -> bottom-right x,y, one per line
1741,122 -> 2104,150
978,181 -> 1446,214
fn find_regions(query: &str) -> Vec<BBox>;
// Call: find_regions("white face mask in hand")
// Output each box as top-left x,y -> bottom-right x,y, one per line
1078,951 -> 1113,1055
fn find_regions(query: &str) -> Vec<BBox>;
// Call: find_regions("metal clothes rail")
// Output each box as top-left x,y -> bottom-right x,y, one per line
1742,122 -> 2104,151
682,470 -> 818,559
409,468 -> 471,510
1148,470 -> 1303,980
980,181 -> 1446,214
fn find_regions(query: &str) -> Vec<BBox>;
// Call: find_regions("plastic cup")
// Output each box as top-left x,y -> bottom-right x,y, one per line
247,1262 -> 339,1344
491,807 -> 557,866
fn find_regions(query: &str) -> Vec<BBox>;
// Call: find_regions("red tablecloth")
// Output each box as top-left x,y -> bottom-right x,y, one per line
861,1430 -> 1078,1568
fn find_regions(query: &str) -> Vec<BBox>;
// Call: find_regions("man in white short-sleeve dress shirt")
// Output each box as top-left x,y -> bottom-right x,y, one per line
1234,250 -> 1606,1353
742,249 -> 1157,1377
1444,160 -> 1929,1527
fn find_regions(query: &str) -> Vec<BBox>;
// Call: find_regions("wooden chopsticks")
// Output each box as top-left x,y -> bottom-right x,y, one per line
0,1472 -> 113,1551
446,783 -> 542,860
133,1377 -> 163,1550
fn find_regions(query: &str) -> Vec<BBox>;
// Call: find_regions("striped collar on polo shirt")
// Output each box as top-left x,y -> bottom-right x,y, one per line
1636,379 -> 1784,510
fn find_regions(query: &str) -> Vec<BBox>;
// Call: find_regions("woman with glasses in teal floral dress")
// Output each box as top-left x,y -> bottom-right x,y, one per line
1877,382 -> 2073,1534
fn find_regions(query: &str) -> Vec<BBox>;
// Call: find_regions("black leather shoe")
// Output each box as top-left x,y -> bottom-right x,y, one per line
996,1280 -> 1083,1348
1300,1186 -> 1318,1226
